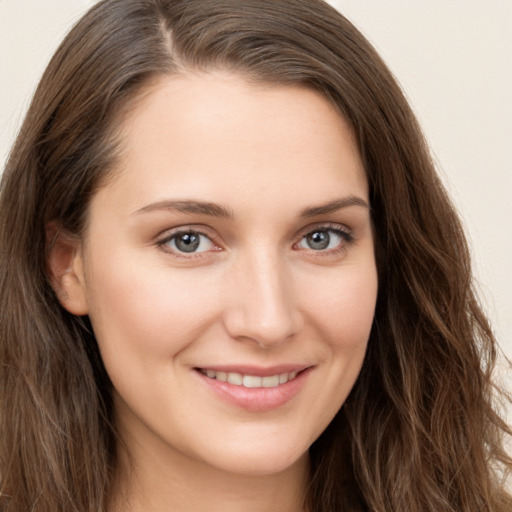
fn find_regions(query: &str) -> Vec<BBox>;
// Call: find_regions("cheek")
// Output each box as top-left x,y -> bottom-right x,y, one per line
303,263 -> 378,351
84,249 -> 223,361
288,262 -> 377,440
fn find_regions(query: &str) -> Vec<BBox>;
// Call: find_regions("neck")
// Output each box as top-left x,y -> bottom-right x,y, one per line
110,432 -> 310,512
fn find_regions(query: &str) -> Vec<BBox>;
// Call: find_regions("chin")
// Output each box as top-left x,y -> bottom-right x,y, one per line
196,432 -> 312,478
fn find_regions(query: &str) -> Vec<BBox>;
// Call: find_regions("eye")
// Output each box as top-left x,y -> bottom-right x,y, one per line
161,231 -> 215,254
297,227 -> 351,252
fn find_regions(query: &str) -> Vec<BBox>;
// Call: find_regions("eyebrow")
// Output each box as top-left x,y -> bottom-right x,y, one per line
299,196 -> 370,217
133,195 -> 369,218
133,200 -> 234,218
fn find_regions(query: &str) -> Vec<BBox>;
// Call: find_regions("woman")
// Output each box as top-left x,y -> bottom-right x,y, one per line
0,0 -> 510,510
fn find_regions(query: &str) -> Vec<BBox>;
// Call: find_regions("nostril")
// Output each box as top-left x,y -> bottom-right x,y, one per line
221,264 -> 302,346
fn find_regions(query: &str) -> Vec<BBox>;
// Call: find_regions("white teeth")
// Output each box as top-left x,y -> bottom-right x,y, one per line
227,372 -> 243,385
201,369 -> 300,388
216,371 -> 228,382
262,375 -> 279,387
243,375 -> 262,388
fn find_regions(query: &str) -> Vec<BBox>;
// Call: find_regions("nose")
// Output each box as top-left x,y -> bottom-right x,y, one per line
222,250 -> 303,348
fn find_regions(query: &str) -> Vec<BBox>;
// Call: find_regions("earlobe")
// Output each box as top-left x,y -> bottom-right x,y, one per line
46,224 -> 89,316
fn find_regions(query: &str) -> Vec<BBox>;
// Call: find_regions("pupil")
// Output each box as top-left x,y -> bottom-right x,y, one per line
176,233 -> 200,252
307,230 -> 330,250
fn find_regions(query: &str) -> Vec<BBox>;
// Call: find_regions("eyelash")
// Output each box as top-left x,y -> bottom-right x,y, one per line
157,224 -> 354,258
295,224 -> 354,255
157,228 -> 219,258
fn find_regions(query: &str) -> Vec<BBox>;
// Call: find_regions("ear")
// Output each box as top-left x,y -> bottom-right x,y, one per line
46,224 -> 89,316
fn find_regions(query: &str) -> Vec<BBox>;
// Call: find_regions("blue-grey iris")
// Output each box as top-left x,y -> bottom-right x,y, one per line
306,230 -> 330,250
175,233 -> 200,252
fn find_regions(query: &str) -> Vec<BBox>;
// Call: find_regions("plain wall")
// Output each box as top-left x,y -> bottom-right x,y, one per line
1,1 -> 511,387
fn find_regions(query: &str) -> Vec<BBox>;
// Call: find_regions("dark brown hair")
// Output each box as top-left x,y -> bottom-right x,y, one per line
1,1 -> 510,510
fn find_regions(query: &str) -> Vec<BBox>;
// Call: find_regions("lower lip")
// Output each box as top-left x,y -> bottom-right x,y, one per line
195,368 -> 313,412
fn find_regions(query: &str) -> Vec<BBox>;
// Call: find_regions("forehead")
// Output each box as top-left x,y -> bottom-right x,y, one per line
93,72 -> 368,218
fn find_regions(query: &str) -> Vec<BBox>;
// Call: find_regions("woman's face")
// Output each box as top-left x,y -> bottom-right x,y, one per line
68,73 -> 378,477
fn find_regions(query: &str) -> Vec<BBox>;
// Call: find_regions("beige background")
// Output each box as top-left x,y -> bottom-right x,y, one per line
1,1 -> 511,390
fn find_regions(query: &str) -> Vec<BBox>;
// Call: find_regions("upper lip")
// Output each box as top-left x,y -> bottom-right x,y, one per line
194,364 -> 311,377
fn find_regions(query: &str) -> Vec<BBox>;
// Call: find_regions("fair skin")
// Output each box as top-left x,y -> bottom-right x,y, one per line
50,72 -> 378,512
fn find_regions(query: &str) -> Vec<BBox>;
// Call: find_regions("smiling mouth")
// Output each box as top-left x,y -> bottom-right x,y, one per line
197,368 -> 301,388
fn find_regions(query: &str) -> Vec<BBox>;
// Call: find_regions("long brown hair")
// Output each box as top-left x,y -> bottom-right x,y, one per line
1,1 -> 510,510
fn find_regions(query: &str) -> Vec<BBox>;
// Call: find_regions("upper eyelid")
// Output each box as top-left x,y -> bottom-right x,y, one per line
157,225 -> 217,241
296,222 -> 353,239
156,230 -> 220,259
156,226 -> 221,252
294,224 -> 355,253
156,221 -> 351,236
155,222 -> 354,251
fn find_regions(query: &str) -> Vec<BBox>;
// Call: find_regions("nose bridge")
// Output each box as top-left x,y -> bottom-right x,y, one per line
224,246 -> 300,346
